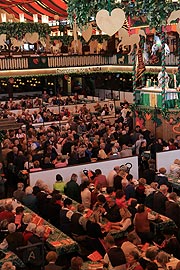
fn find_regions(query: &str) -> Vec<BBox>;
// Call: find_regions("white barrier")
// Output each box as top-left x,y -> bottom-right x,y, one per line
29,156 -> 139,190
156,149 -> 180,174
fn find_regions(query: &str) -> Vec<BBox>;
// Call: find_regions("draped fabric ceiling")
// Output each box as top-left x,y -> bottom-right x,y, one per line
0,0 -> 68,21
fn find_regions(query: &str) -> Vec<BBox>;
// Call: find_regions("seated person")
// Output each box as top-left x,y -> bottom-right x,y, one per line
170,159 -> 180,176
23,222 -> 36,243
126,250 -> 144,270
0,203 -> 14,223
0,223 -> 25,252
110,207 -> 132,232
103,196 -> 121,222
158,228 -> 180,259
121,231 -> 141,259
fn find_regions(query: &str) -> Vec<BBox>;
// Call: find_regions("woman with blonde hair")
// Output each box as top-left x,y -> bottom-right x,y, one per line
110,207 -> 132,231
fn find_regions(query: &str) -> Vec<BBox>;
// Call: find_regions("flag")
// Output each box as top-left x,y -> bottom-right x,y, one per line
136,48 -> 146,81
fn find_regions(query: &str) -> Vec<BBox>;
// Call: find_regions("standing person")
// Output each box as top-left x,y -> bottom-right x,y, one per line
13,183 -> 25,203
94,169 -> 107,189
80,181 -> 91,209
153,185 -> 168,215
165,192 -> 180,228
64,174 -> 81,203
53,174 -> 65,194
134,204 -> 158,243
59,198 -> 73,236
107,166 -> 120,187
103,234 -> 126,270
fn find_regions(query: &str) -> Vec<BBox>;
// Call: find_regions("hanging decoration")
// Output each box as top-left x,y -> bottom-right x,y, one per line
82,24 -> 93,42
161,30 -> 167,110
96,8 -> 125,36
0,22 -> 50,38
117,29 -> 146,55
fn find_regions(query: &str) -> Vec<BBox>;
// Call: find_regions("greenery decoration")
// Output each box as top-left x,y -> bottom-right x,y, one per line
0,22 -> 51,39
68,0 -> 180,31
131,104 -> 180,127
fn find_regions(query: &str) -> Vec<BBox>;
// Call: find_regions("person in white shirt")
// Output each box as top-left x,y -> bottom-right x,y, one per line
80,181 -> 91,209
121,231 -> 141,259
107,166 -> 120,187
110,207 -> 132,232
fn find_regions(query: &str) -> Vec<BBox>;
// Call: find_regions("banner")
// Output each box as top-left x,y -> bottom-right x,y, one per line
136,48 -> 146,81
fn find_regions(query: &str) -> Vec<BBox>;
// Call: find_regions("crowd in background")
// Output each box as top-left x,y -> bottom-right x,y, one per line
0,97 -> 180,269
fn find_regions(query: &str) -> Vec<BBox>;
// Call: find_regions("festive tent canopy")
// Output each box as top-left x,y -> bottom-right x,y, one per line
0,0 -> 68,21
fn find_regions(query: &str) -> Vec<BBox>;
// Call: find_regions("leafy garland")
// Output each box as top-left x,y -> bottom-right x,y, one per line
131,104 -> 180,126
0,22 -> 51,39
68,0 -> 180,31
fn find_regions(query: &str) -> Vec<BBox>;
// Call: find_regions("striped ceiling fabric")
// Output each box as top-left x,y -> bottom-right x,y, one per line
0,0 -> 68,21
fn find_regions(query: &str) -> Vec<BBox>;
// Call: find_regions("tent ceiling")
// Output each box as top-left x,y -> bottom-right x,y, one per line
0,0 -> 68,21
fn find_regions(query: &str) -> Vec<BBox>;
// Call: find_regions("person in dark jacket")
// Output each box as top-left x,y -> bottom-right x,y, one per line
59,198 -> 73,236
153,185 -> 168,215
64,174 -> 81,203
165,192 -> 180,228
155,167 -> 169,188
45,251 -> 62,270
22,186 -> 38,213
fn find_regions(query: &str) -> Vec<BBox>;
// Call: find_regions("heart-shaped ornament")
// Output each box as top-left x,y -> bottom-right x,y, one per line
33,58 -> 39,65
41,57 -> 46,64
96,8 -> 125,36
25,32 -> 39,44
173,123 -> 180,134
82,24 -> 93,42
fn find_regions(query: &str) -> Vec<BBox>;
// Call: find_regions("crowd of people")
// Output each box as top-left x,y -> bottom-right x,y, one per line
0,97 -> 180,199
0,161 -> 179,269
0,96 -> 180,269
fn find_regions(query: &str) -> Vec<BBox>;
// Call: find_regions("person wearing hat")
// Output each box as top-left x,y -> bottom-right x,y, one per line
53,174 -> 65,194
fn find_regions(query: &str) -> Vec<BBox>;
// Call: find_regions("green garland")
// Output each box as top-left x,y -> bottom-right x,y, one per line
68,0 -> 180,31
0,22 -> 51,39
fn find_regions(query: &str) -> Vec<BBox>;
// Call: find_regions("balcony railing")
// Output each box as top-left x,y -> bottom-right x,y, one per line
0,53 -> 178,71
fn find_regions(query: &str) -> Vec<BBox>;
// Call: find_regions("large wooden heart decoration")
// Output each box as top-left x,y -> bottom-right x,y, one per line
82,24 -> 93,43
25,32 -> 39,44
96,8 -> 125,36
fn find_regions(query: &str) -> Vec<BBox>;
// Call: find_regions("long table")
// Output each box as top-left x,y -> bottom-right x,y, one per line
0,251 -> 25,269
0,199 -> 79,256
168,174 -> 180,191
